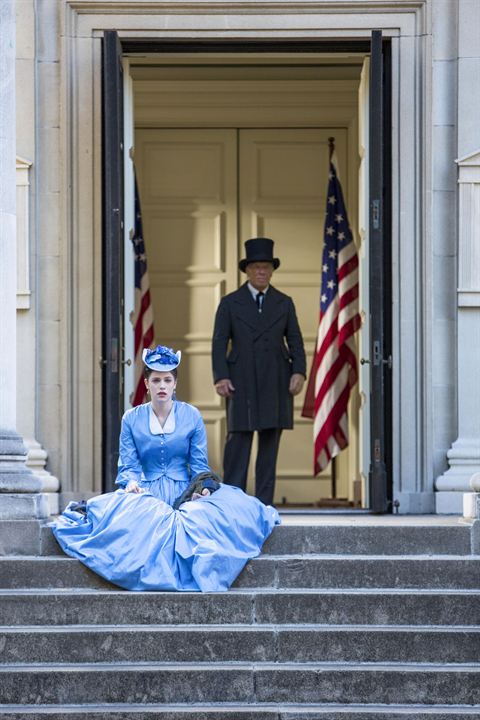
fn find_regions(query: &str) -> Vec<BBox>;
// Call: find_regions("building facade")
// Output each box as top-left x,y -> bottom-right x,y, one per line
1,0 -> 480,519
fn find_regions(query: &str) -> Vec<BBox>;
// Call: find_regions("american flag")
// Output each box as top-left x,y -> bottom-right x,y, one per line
302,155 -> 361,474
131,175 -> 154,406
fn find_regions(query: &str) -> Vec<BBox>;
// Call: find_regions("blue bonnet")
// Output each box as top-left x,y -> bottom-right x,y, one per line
142,345 -> 182,372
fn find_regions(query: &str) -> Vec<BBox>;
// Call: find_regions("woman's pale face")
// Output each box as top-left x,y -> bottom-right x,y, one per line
145,371 -> 177,404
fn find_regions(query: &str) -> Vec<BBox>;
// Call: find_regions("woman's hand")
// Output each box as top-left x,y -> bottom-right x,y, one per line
191,488 -> 212,501
125,480 -> 144,494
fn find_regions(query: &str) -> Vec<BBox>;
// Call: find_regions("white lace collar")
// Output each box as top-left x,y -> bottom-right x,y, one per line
149,403 -> 176,435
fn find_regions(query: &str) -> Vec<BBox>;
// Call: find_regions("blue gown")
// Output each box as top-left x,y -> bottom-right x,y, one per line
51,401 -> 280,592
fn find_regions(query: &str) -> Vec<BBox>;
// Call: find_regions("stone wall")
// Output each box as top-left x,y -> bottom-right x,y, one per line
10,0 -> 480,513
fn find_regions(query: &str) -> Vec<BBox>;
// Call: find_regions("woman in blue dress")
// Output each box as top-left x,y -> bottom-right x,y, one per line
52,345 -> 280,592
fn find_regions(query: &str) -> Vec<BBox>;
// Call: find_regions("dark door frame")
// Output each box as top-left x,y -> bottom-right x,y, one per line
102,30 -> 125,492
368,30 -> 393,512
101,35 -> 393,510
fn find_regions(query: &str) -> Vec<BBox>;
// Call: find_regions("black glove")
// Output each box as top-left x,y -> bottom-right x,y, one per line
173,471 -> 222,509
68,500 -> 88,516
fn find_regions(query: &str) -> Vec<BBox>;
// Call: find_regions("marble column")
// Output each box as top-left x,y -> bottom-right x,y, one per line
436,150 -> 480,512
0,0 -> 47,520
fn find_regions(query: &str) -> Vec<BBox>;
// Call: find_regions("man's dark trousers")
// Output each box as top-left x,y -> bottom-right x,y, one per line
223,428 -> 282,506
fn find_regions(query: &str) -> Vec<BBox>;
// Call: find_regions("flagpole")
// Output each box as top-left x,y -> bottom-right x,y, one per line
328,136 -> 337,501
328,137 -> 335,160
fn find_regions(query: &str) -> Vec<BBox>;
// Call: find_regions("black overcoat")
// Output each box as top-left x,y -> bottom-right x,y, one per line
212,283 -> 306,431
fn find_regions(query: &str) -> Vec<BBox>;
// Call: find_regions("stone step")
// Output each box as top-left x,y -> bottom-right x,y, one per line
39,522 -> 473,558
261,523 -> 473,556
235,555 -> 480,589
2,589 -> 480,627
0,662 -> 478,705
0,704 -> 479,719
1,555 -> 479,590
0,624 -> 478,664
0,557 -> 114,590
3,523 -> 476,719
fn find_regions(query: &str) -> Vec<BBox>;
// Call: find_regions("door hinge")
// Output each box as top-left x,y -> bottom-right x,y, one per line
110,337 -> 119,373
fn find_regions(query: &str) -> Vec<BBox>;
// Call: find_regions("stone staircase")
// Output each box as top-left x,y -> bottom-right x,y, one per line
0,519 -> 479,717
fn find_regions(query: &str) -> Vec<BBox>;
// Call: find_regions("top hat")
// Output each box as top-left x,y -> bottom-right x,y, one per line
142,345 -> 182,372
238,238 -> 280,273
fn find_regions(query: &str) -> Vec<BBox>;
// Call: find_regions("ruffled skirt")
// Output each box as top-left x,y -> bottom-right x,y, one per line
51,485 -> 280,592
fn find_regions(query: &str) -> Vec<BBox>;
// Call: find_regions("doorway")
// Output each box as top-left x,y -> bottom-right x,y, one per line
130,58 -> 366,508
102,39 -> 392,510
134,126 -> 359,506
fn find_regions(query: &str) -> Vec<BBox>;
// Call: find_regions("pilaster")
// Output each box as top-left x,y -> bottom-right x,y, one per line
16,157 -> 60,515
0,0 -> 48,521
436,149 -> 480,513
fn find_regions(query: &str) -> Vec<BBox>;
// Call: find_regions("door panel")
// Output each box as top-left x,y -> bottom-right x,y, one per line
358,56 -> 372,507
134,129 -> 238,473
239,128 -> 359,504
102,31 -> 125,492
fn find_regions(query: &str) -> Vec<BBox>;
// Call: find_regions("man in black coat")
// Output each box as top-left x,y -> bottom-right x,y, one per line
212,238 -> 306,505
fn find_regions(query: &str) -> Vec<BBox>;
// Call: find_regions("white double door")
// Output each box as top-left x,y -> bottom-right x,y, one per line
134,126 -> 364,504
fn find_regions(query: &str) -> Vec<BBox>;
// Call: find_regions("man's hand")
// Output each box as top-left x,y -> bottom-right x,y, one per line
289,373 -> 305,396
215,378 -> 235,398
125,480 -> 144,494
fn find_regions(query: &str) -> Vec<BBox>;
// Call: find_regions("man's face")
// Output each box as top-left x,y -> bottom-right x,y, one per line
245,262 -> 274,291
